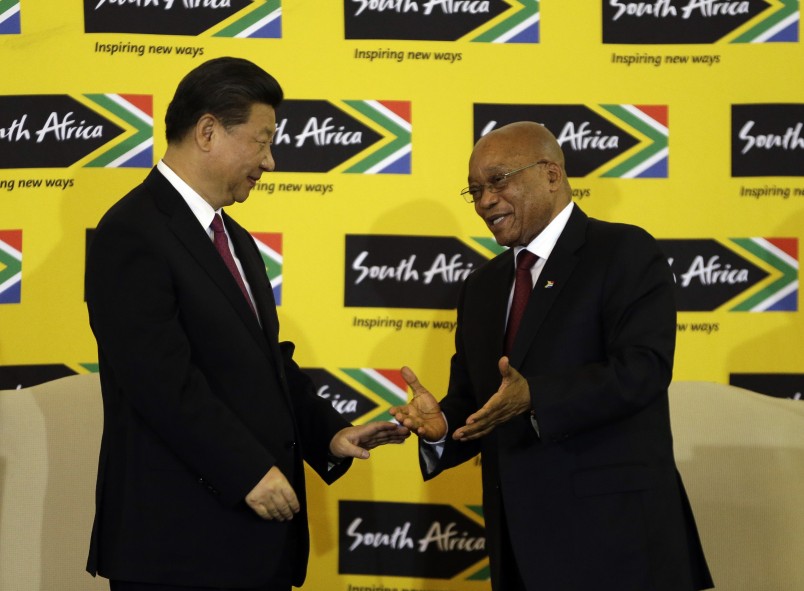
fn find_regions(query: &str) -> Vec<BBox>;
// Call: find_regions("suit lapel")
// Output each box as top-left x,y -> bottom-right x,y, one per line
474,251 -> 515,365
508,206 -> 588,367
224,214 -> 283,349
225,214 -> 295,401
148,170 -> 271,354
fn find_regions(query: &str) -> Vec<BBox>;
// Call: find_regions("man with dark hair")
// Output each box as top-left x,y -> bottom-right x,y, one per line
391,122 -> 713,591
85,57 -> 409,591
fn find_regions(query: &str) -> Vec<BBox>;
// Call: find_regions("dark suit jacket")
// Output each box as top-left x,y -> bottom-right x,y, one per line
422,205 -> 713,591
85,168 -> 352,588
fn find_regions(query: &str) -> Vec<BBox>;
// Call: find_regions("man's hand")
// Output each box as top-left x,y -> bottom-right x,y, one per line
453,357 -> 531,441
245,466 -> 300,521
329,421 -> 411,459
389,366 -> 448,442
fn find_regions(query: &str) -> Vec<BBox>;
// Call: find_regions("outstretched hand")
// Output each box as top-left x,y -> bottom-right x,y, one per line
329,421 -> 410,460
389,366 -> 448,442
453,357 -> 531,441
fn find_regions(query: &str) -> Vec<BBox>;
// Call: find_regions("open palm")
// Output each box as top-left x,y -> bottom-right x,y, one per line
389,366 -> 447,441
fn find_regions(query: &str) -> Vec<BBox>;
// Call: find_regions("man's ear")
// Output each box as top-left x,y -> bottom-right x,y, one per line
546,161 -> 563,188
195,114 -> 217,151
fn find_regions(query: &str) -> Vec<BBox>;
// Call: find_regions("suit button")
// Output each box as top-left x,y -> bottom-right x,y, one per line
198,477 -> 218,495
285,440 -> 297,450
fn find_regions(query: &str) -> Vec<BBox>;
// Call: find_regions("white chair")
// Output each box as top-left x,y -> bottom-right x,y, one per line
0,373 -> 107,591
670,381 -> 804,591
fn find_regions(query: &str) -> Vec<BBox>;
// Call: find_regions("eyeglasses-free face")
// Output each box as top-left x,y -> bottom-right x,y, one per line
460,160 -> 552,203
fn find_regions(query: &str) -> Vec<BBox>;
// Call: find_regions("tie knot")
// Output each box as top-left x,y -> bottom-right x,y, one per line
210,214 -> 225,235
516,250 -> 538,272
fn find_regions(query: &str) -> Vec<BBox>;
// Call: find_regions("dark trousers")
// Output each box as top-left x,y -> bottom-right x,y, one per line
110,520 -> 297,591
498,499 -> 529,591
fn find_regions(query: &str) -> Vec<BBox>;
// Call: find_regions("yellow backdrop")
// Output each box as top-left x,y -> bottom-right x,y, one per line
1,1 -> 802,590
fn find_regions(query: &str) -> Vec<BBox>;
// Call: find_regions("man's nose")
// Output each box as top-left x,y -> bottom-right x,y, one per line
261,149 -> 275,172
474,186 -> 498,209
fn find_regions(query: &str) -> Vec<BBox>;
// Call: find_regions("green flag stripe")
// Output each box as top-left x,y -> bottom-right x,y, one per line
213,0 -> 281,37
731,0 -> 797,43
472,236 -> 506,256
343,100 -> 410,173
734,238 -> 797,277
260,254 -> 282,280
600,104 -> 667,178
84,94 -> 152,167
341,368 -> 405,407
471,0 -> 538,43
467,564 -> 491,580
0,0 -> 20,15
729,238 -> 797,311
466,504 -> 484,518
0,248 -> 22,281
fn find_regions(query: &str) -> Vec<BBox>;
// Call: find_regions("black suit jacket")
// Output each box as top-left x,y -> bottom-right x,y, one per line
423,205 -> 713,591
85,168 -> 351,588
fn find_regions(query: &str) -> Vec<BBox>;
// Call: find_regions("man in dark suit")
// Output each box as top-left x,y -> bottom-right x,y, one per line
85,57 -> 409,591
391,122 -> 713,591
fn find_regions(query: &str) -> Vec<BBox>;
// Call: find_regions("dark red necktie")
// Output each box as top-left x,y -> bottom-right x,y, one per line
210,214 -> 257,316
504,250 -> 538,355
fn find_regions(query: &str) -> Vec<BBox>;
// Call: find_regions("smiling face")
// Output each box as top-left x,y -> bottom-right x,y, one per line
205,103 -> 277,209
468,123 -> 570,247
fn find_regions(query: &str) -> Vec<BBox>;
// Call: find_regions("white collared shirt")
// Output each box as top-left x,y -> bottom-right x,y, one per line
506,201 -> 574,323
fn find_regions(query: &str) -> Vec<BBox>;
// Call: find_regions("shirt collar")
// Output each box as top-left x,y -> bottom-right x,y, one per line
513,201 -> 574,263
156,160 -> 220,231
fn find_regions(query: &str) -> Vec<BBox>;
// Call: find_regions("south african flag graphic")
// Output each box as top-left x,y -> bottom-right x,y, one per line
82,94 -> 154,168
0,230 -> 22,304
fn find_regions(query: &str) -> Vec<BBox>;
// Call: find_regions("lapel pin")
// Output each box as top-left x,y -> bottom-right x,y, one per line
544,280 -> 555,289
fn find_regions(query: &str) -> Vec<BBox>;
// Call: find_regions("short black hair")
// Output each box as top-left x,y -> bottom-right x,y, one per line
164,57 -> 283,143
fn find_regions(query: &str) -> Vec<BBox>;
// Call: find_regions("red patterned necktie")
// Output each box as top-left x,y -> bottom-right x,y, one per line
504,250 -> 538,355
210,214 -> 257,316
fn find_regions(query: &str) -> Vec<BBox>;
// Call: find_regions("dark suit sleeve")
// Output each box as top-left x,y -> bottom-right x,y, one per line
279,341 -> 354,483
419,281 -> 484,479
528,226 -> 676,442
228,221 -> 355,485
87,217 -> 276,507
